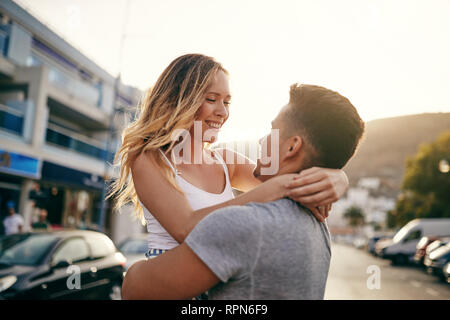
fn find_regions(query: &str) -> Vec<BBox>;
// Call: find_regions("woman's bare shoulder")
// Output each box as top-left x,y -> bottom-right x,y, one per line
131,149 -> 159,173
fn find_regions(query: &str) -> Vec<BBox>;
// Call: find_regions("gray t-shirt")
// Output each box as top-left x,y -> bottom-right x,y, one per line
185,198 -> 331,300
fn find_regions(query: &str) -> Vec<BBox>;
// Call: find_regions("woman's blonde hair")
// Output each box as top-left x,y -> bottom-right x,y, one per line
107,54 -> 228,224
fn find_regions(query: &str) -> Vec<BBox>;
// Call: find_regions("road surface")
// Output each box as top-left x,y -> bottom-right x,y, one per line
324,242 -> 450,300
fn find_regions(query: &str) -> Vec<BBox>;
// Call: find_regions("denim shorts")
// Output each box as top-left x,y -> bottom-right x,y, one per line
144,248 -> 208,300
145,248 -> 167,259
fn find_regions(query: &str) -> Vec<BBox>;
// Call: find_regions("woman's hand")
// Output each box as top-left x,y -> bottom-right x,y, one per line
250,173 -> 299,202
284,167 -> 349,220
303,203 -> 332,223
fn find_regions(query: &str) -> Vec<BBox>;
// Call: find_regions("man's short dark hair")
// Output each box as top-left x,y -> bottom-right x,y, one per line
283,84 -> 365,169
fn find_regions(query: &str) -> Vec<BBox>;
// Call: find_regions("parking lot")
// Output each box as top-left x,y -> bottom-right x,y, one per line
325,242 -> 450,300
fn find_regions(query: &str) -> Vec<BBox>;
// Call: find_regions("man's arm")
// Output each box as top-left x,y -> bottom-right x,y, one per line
122,242 -> 220,300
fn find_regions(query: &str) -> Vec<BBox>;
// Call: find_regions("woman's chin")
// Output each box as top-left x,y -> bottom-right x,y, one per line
204,135 -> 218,143
203,132 -> 219,143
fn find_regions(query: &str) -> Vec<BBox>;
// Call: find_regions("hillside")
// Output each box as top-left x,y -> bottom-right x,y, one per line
343,112 -> 450,196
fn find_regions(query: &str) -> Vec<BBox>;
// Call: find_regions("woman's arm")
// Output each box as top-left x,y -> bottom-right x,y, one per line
217,148 -> 349,209
131,150 -> 291,244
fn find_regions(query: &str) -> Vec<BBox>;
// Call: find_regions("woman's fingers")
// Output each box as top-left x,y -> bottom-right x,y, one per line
314,197 -> 338,208
286,180 -> 332,197
326,204 -> 332,217
318,206 -> 327,219
290,190 -> 337,207
306,206 -> 325,223
297,166 -> 322,177
286,171 -> 328,188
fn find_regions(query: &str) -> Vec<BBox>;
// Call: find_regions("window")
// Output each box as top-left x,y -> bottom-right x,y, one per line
404,230 -> 422,242
0,234 -> 57,266
51,238 -> 90,265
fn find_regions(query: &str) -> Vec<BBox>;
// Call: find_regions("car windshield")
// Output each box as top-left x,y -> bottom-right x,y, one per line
0,233 -> 59,266
119,239 -> 147,254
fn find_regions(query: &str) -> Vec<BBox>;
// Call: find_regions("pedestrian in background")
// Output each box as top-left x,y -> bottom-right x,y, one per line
32,208 -> 50,231
3,201 -> 24,235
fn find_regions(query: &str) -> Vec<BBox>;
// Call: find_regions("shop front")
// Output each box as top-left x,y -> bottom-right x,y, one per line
38,161 -> 106,231
0,148 -> 41,235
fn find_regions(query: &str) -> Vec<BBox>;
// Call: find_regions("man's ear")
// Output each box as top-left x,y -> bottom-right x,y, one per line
281,136 -> 304,165
286,136 -> 303,157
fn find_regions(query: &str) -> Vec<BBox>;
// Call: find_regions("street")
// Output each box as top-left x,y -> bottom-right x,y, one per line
325,242 -> 450,300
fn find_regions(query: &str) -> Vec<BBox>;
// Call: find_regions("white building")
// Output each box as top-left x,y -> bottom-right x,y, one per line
327,177 -> 396,231
0,0 -> 144,243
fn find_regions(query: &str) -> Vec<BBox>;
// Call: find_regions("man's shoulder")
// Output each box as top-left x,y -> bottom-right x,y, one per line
245,198 -> 302,216
203,204 -> 258,227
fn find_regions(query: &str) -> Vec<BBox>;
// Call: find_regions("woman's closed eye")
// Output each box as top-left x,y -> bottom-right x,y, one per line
206,98 -> 231,106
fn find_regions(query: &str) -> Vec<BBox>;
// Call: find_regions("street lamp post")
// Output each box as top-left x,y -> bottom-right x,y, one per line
97,75 -> 122,232
96,0 -> 131,232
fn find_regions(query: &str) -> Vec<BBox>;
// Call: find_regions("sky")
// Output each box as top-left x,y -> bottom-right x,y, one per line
14,0 -> 450,142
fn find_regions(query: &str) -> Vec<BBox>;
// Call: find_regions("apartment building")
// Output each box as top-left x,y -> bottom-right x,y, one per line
0,0 -> 143,243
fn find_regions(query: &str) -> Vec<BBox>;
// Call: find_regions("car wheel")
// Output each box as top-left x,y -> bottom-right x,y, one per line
108,281 -> 122,300
392,254 -> 407,266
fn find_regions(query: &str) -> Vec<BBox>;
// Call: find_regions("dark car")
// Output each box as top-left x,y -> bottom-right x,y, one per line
0,230 -> 126,300
414,236 -> 441,266
367,234 -> 392,255
374,237 -> 393,258
424,243 -> 450,281
443,262 -> 450,284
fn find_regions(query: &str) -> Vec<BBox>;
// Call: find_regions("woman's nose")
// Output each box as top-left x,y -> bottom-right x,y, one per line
215,101 -> 229,118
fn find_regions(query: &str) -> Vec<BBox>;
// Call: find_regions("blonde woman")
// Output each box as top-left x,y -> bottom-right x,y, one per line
109,54 -> 348,269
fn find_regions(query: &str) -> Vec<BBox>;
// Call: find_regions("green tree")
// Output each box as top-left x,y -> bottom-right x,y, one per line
388,130 -> 450,227
344,206 -> 365,227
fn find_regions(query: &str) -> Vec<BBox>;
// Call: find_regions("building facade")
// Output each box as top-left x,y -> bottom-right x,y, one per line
0,0 -> 144,243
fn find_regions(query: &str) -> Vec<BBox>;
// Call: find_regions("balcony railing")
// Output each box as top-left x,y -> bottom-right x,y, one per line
46,123 -> 114,161
0,103 -> 24,136
48,66 -> 101,107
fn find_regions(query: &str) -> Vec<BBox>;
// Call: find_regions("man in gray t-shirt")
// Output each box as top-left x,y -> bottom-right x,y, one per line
122,84 -> 364,300
185,199 -> 331,299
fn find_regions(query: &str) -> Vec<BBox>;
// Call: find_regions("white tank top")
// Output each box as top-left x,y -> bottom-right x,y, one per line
141,148 -> 235,250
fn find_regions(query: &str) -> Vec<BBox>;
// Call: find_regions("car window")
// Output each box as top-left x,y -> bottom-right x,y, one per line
0,234 -> 58,266
85,234 -> 116,259
119,239 -> 147,254
405,230 -> 422,242
51,238 -> 90,265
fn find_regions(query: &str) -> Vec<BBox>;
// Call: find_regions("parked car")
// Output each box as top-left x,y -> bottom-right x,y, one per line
426,238 -> 450,256
0,230 -> 126,300
424,243 -> 450,281
413,236 -> 442,266
443,262 -> 450,284
381,219 -> 450,265
117,234 -> 148,271
374,237 -> 394,257
423,237 -> 450,267
367,234 -> 393,255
